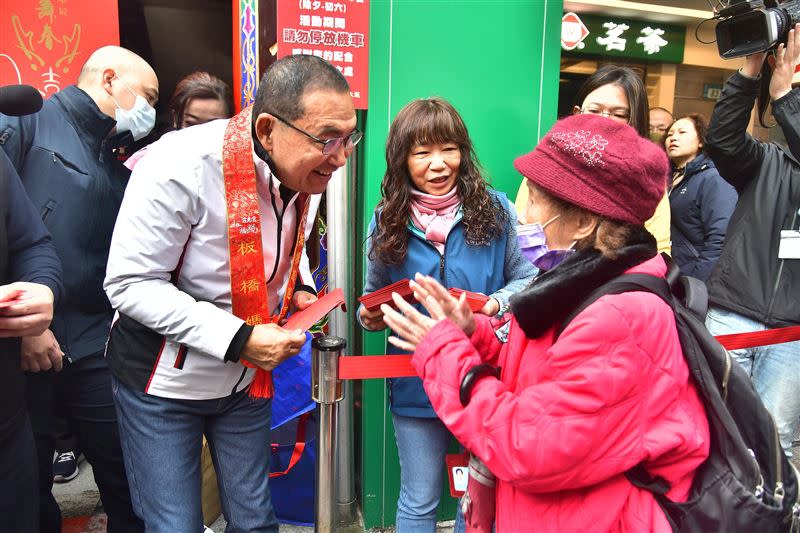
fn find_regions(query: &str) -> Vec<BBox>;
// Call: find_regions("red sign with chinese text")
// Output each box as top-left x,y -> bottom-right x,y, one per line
0,0 -> 119,97
277,0 -> 369,109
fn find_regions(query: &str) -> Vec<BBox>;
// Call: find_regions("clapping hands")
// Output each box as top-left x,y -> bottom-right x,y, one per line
382,273 -> 476,352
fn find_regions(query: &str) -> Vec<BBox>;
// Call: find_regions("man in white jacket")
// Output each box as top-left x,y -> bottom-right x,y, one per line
103,55 -> 360,532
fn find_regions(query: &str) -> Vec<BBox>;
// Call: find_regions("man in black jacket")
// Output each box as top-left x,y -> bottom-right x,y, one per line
0,148 -> 63,532
0,46 -> 157,531
704,25 -> 800,455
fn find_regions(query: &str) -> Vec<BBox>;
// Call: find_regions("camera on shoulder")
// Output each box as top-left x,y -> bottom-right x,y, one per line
716,0 -> 800,58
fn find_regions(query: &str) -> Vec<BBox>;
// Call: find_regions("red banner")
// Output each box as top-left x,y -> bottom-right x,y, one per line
276,0 -> 369,109
0,0 -> 119,96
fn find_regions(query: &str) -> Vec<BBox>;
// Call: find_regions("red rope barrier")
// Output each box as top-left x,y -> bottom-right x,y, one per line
338,326 -> 800,381
715,325 -> 800,351
339,355 -> 415,380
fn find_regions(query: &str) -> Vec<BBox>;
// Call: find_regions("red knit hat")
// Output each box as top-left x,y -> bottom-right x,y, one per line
514,114 -> 669,225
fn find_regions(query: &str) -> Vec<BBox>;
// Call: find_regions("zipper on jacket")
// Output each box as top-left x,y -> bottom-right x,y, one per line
748,448 -> 764,499
765,208 -> 798,322
266,184 -> 289,285
438,226 -> 457,284
788,463 -> 800,532
772,422 -> 789,507
410,219 -> 458,284
721,349 -> 732,402
40,199 -> 56,223
231,367 -> 247,395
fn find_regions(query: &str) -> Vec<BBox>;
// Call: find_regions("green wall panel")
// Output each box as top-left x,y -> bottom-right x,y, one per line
358,1 -> 563,528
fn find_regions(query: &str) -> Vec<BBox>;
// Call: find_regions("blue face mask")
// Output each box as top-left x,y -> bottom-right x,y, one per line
517,215 -> 576,272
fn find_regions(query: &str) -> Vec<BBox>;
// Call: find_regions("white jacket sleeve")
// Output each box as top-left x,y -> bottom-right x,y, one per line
103,153 -> 243,361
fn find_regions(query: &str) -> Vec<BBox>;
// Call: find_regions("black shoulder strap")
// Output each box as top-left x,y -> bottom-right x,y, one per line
626,465 -> 678,530
556,273 -> 672,339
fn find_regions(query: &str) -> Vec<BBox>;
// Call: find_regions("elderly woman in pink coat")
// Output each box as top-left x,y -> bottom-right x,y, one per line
382,114 -> 710,533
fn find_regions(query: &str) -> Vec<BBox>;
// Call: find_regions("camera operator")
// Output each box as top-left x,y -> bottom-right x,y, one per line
704,24 -> 800,456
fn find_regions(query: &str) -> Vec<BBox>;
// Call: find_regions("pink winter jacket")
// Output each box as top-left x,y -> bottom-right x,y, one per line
412,255 -> 709,533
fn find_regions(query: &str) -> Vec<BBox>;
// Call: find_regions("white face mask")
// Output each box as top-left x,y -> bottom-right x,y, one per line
110,77 -> 155,141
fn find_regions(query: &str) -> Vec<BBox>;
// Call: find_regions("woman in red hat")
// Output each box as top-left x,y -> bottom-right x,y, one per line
515,66 -> 672,255
381,113 -> 709,533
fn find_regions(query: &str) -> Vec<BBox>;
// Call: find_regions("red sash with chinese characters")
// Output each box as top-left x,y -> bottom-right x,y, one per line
223,107 -> 310,398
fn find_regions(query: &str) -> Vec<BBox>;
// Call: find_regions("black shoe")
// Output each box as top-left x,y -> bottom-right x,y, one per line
53,451 -> 81,483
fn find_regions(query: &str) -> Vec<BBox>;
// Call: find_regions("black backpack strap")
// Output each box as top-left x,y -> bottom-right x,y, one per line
626,465 -> 678,530
626,463 -> 671,496
556,273 -> 672,339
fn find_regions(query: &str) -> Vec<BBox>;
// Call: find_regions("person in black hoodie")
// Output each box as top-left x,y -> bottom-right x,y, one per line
665,113 -> 737,282
0,148 -> 62,532
0,45 -> 157,531
704,24 -> 800,455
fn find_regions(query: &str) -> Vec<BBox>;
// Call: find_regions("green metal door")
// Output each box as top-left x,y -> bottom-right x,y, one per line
357,1 -> 563,527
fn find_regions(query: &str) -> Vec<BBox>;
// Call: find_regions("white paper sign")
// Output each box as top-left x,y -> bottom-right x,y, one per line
778,230 -> 800,259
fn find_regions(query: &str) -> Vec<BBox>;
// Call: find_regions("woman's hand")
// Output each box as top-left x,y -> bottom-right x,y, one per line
478,297 -> 500,317
770,24 -> 800,101
359,305 -> 387,331
410,274 -> 476,336
381,274 -> 475,352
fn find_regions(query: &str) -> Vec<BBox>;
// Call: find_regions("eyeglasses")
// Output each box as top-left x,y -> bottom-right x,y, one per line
580,107 -> 631,122
270,112 -> 363,156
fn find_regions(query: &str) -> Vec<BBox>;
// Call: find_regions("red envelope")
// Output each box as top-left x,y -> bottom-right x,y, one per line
448,288 -> 490,312
284,288 -> 347,331
358,279 -> 415,311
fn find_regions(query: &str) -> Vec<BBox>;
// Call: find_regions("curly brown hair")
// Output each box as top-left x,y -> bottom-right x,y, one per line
370,97 -> 507,265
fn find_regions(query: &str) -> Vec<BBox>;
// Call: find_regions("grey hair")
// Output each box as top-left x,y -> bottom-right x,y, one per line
252,55 -> 350,121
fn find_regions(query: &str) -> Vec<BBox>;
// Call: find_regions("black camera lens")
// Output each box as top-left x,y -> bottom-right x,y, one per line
717,10 -> 778,58
716,1 -> 800,58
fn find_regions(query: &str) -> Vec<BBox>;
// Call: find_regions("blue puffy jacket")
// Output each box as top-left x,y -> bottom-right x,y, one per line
0,86 -> 131,360
360,190 -> 536,417
669,153 -> 737,282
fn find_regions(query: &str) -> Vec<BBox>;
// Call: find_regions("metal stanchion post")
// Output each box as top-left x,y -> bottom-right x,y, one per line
327,160 -> 357,524
312,336 -> 345,533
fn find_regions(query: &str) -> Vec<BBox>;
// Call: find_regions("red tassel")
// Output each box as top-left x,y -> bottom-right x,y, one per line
247,369 -> 274,399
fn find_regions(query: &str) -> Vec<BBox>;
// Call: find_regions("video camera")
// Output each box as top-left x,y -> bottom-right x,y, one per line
716,0 -> 800,58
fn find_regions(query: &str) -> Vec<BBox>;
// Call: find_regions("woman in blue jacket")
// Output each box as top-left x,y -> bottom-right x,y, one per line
665,113 -> 738,281
358,97 -> 536,533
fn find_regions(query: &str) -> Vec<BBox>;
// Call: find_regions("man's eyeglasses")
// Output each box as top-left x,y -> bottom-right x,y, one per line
270,112 -> 363,156
580,107 -> 631,122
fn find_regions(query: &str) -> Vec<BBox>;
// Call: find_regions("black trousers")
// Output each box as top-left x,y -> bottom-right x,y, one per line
0,415 -> 39,532
26,353 -> 143,533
